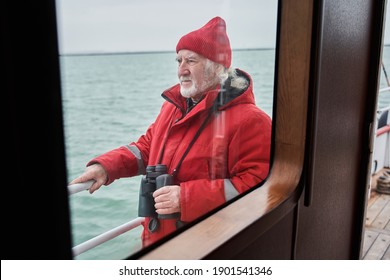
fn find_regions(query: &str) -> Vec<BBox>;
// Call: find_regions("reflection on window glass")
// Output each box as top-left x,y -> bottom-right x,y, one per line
57,0 -> 278,259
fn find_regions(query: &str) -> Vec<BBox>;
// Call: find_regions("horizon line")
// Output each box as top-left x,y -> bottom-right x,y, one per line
59,47 -> 276,57
60,44 -> 390,57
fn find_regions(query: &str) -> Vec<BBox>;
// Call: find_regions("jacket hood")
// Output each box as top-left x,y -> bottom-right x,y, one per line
162,68 -> 255,113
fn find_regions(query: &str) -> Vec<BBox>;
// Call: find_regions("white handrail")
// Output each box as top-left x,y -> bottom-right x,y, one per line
379,86 -> 390,93
67,180 -> 94,195
72,217 -> 145,257
378,105 -> 390,114
68,181 -> 145,257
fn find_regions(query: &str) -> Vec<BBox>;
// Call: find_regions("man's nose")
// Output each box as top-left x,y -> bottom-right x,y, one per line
178,62 -> 190,77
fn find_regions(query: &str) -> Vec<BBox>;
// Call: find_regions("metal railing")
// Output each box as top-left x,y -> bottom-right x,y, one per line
68,180 -> 144,257
377,87 -> 390,118
67,180 -> 94,195
379,86 -> 390,93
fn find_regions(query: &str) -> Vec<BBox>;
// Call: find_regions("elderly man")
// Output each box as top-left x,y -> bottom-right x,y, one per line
70,16 -> 272,247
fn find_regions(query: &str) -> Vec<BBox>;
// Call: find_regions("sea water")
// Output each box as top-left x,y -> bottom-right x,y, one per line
60,48 -> 390,260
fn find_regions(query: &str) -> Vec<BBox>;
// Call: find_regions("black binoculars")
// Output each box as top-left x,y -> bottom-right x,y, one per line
138,164 -> 180,220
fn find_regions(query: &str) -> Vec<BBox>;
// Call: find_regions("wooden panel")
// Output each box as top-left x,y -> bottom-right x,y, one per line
366,195 -> 389,226
363,190 -> 390,259
371,197 -> 390,229
384,242 -> 390,260
363,233 -> 390,259
362,229 -> 379,256
230,210 -> 296,260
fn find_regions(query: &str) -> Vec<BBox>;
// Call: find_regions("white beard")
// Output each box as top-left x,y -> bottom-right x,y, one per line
180,74 -> 218,100
179,59 -> 223,100
180,81 -> 198,99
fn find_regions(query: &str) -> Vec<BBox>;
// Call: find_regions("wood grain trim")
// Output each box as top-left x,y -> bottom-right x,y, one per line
139,0 -> 313,259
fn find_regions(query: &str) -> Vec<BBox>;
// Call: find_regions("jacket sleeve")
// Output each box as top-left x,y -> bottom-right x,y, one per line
86,101 -> 173,185
86,123 -> 155,185
179,111 -> 272,222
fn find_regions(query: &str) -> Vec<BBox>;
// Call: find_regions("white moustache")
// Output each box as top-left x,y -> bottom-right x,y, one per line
180,76 -> 192,83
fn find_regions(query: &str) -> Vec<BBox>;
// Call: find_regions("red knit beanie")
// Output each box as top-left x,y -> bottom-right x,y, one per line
176,16 -> 232,68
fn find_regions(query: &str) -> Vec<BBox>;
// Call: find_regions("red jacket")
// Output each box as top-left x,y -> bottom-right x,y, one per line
89,69 -> 272,247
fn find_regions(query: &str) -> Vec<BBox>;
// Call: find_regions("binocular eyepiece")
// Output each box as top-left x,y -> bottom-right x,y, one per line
138,164 -> 180,220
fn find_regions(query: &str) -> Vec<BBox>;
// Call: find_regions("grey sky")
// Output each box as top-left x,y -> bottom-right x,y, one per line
56,0 -> 390,55
56,0 -> 278,54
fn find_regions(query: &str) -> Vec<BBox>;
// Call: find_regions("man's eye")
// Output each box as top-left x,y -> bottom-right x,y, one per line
176,58 -> 197,66
187,59 -> 197,65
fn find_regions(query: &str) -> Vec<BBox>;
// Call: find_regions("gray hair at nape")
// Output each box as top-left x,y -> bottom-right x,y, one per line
206,59 -> 249,91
